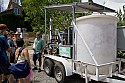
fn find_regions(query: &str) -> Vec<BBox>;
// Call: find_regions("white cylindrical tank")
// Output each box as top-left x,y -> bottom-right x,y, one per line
76,15 -> 118,74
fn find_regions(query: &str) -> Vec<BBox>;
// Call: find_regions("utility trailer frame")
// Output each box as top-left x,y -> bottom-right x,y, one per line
43,2 -> 125,83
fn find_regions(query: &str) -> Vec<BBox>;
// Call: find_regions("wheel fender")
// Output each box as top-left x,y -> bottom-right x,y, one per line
45,55 -> 73,76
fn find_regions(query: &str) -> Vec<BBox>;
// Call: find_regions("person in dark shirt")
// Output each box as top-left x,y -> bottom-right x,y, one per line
7,31 -> 16,63
0,24 -> 13,83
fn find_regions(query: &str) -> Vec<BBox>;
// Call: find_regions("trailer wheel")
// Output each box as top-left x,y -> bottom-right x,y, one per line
54,63 -> 66,83
43,59 -> 54,76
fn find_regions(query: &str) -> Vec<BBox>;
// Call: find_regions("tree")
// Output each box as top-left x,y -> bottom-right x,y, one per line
116,7 -> 125,26
0,13 -> 24,31
22,0 -> 80,33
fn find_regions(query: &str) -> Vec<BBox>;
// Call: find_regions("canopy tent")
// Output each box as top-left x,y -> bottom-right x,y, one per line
45,2 -> 116,13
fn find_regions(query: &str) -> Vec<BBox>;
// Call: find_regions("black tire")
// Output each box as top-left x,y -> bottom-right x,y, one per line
54,63 -> 66,83
43,59 -> 54,76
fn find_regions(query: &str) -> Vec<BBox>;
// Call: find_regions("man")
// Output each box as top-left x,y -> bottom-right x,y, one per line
13,31 -> 21,48
7,31 -> 16,63
32,32 -> 45,72
0,24 -> 12,83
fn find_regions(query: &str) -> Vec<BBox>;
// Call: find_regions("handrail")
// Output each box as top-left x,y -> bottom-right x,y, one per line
74,60 -> 119,67
72,21 -> 98,66
74,60 -> 96,66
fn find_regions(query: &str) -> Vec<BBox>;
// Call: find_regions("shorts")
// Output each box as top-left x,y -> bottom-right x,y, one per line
0,63 -> 10,75
33,53 -> 42,61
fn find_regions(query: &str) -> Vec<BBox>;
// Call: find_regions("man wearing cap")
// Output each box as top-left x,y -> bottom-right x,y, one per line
0,24 -> 13,83
32,31 -> 45,72
7,31 -> 16,63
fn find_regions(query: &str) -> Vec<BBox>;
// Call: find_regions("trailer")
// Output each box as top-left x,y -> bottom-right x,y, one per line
43,1 -> 125,83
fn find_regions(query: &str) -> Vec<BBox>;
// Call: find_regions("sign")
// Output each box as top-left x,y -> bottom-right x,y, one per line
59,47 -> 71,58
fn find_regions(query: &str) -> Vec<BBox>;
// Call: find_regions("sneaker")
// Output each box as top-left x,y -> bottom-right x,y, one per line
38,68 -> 42,72
32,67 -> 38,70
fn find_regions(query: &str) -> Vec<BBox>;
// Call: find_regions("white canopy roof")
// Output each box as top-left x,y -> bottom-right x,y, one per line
45,2 -> 116,13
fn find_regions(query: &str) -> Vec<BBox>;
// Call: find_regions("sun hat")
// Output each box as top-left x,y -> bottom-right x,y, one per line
8,31 -> 14,36
14,32 -> 21,35
0,24 -> 9,30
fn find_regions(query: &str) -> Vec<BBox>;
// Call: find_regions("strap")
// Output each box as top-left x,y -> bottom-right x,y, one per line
15,47 -> 24,63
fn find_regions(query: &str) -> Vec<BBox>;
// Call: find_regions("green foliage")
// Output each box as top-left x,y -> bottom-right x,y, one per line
116,9 -> 125,26
47,10 -> 86,32
117,51 -> 125,58
22,0 -> 80,33
22,0 -> 46,33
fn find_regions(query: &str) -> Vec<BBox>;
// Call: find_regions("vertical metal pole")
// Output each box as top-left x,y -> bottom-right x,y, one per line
72,5 -> 75,60
50,18 -> 52,40
109,64 -> 112,77
71,4 -> 75,72
45,8 -> 47,43
68,27 -> 70,45
72,5 -> 75,23
96,66 -> 99,81
119,60 -> 121,73
72,5 -> 75,72
85,65 -> 88,83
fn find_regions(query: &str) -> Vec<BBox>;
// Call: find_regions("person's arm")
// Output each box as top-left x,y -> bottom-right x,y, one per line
23,48 -> 31,69
40,39 -> 45,53
1,36 -> 11,52
32,43 -> 35,50
32,38 -> 36,50
14,49 -> 18,63
7,39 -> 11,47
7,40 -> 12,53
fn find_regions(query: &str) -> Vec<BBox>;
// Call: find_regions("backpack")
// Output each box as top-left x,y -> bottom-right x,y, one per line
0,37 -> 9,65
9,47 -> 30,79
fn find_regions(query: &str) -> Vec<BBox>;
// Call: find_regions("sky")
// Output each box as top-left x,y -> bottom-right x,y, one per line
1,0 -> 9,11
82,0 -> 125,13
1,0 -> 21,11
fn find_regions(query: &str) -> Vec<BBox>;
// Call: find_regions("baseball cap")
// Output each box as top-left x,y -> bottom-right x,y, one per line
36,32 -> 41,35
14,31 -> 21,35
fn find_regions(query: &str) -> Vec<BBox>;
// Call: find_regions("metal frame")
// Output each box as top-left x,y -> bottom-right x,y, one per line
44,2 -> 116,37
44,1 -> 116,60
44,2 -> 118,83
72,21 -> 120,82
